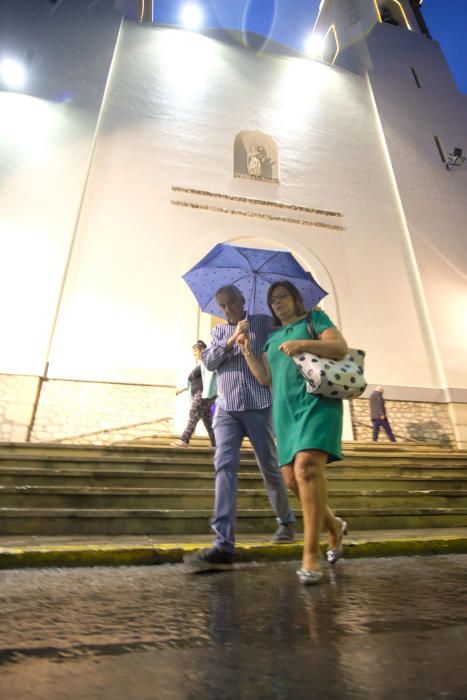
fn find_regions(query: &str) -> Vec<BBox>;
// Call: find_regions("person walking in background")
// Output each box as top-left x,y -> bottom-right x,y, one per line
172,341 -> 217,448
238,281 -> 349,586
184,284 -> 295,571
369,386 -> 396,442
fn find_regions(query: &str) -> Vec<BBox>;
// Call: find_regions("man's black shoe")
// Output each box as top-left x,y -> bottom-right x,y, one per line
184,546 -> 234,571
272,523 -> 295,543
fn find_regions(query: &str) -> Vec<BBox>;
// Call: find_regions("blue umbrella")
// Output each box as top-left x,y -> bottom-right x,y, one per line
182,243 -> 327,317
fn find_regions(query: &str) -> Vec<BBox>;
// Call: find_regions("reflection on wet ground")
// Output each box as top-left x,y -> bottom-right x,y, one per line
1,555 -> 467,699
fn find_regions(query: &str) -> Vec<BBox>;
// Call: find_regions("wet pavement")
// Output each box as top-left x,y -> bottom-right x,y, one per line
1,555 -> 467,700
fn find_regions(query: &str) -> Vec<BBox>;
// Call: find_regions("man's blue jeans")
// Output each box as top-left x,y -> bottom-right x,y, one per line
372,418 -> 396,442
211,406 -> 294,553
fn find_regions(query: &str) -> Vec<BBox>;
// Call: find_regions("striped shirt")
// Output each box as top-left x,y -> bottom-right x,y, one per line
202,315 -> 273,411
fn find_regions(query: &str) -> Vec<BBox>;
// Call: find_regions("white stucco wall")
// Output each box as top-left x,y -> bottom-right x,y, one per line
0,0 -> 122,376
366,24 -> 467,393
1,6 -> 465,426
41,22 -> 436,399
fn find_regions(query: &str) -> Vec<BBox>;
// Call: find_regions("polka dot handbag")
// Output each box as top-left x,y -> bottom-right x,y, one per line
293,316 -> 367,400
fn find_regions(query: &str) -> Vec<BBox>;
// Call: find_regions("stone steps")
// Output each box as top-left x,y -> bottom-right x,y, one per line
2,468 -> 467,490
1,507 -> 466,536
2,453 -> 467,474
1,440 -> 466,461
0,441 -> 466,535
1,485 -> 467,510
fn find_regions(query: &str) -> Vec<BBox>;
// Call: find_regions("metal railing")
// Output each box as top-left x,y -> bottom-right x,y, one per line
49,417 -> 172,444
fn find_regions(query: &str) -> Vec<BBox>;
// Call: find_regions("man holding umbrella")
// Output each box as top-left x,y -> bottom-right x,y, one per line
185,283 -> 295,570
182,243 -> 327,570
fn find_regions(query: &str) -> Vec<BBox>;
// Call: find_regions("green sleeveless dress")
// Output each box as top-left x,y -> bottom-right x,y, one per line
264,310 -> 343,466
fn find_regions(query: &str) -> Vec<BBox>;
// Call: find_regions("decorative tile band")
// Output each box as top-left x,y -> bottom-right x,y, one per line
172,186 -> 343,218
171,200 -> 345,231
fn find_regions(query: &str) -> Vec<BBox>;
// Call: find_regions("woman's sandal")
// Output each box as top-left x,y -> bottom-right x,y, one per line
296,568 -> 323,586
326,517 -> 348,565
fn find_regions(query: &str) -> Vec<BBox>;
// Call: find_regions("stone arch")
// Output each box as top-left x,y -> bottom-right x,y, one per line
183,232 -> 340,344
234,131 -> 279,183
180,231 -> 353,439
228,233 -> 339,322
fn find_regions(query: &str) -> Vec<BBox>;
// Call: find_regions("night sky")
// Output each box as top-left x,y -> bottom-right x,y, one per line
422,0 -> 467,93
138,0 -> 467,94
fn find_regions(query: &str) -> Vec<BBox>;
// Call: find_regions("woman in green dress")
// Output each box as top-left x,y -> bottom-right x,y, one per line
238,280 -> 349,585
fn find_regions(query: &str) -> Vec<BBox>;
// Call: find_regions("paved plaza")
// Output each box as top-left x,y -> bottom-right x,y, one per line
1,554 -> 467,699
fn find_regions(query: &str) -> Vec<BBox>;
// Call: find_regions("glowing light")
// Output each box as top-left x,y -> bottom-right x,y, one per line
373,0 -> 382,22
161,32 -> 216,97
273,59 -> 328,131
0,57 -> 26,90
304,34 -> 325,58
390,1 -> 412,30
180,4 -> 203,31
0,93 -> 58,160
323,24 -> 339,64
0,218 -> 55,372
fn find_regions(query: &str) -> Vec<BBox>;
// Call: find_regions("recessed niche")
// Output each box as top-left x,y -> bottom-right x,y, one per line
234,131 -> 279,183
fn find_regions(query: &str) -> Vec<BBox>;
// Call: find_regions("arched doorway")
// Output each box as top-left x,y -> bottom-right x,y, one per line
182,233 -> 354,441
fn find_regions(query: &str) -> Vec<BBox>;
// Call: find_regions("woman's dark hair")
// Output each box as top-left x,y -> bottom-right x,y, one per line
193,340 -> 207,350
267,280 -> 307,325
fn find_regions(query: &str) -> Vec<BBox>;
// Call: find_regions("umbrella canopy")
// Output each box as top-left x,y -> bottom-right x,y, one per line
182,243 -> 327,318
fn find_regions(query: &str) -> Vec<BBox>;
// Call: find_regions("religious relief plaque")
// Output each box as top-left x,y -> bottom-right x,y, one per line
234,131 -> 279,183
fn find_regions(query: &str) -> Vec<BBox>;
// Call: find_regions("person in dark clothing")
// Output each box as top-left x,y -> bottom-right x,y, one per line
369,386 -> 396,442
172,341 -> 217,447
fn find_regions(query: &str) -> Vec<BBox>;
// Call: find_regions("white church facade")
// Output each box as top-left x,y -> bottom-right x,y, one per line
0,0 -> 466,446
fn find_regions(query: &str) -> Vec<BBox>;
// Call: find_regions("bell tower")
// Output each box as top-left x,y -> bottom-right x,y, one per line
311,0 -> 428,72
312,0 -> 467,447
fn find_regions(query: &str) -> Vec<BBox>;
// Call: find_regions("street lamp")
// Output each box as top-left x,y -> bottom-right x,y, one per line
446,148 -> 465,171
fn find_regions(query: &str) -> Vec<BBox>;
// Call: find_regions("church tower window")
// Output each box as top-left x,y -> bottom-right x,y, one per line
322,25 -> 339,65
433,136 -> 447,164
411,67 -> 421,88
377,1 -> 412,30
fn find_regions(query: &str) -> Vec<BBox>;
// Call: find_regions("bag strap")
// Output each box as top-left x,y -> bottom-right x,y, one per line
306,312 -> 317,340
